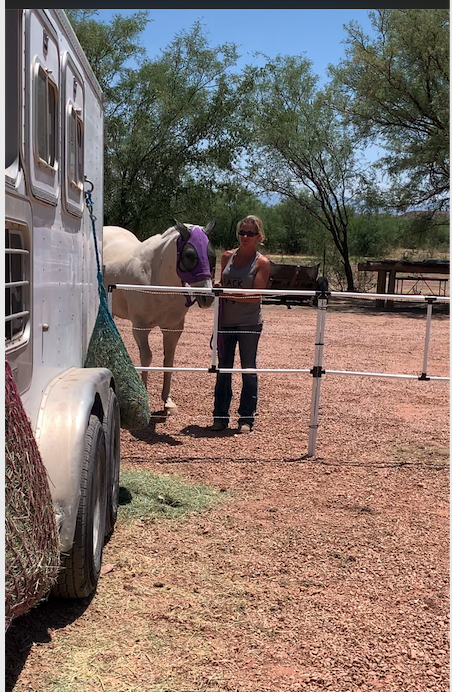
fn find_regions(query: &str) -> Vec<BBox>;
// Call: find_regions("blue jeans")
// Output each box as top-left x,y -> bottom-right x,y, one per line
213,324 -> 262,428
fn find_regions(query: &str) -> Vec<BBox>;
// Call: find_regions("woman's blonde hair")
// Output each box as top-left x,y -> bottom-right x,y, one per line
236,215 -> 265,243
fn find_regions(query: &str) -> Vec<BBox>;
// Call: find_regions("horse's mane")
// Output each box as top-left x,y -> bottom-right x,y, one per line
160,223 -> 199,239
140,225 -> 178,250
160,225 -> 179,239
141,223 -> 200,252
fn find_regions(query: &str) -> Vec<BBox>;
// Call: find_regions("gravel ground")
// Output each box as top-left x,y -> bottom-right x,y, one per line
6,297 -> 450,692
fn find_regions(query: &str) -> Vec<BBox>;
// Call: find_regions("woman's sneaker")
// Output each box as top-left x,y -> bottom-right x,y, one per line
238,424 -> 251,434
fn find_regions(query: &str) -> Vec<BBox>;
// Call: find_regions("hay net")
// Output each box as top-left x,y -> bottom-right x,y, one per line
84,274 -> 151,430
5,354 -> 61,630
83,188 -> 150,431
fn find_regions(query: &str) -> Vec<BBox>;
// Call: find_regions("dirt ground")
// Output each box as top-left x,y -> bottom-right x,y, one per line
5,297 -> 450,692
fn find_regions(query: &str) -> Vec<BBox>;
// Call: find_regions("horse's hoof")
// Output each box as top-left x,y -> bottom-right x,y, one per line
164,402 -> 178,416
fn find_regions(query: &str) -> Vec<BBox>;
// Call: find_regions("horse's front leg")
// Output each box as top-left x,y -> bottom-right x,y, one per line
132,326 -> 152,388
161,323 -> 184,415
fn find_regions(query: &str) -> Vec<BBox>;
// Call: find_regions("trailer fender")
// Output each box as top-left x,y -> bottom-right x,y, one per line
34,366 -> 113,552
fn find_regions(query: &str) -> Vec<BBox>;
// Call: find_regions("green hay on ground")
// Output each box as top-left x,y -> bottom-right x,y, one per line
118,469 -> 227,521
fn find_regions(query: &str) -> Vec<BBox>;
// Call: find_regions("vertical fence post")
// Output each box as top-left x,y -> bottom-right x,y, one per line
307,279 -> 330,457
209,288 -> 221,372
107,285 -> 114,314
419,297 -> 435,380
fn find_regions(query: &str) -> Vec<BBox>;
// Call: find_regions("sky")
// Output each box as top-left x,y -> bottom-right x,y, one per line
96,9 -> 376,85
94,9 -> 382,189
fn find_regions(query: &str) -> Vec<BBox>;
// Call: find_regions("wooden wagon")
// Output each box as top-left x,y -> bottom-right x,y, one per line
265,261 -> 320,305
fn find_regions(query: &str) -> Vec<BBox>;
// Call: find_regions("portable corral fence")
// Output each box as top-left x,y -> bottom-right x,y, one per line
107,283 -> 450,457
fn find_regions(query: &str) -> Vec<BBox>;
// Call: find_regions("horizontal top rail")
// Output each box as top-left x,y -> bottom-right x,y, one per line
330,290 -> 449,302
135,366 -> 312,373
109,283 -> 450,303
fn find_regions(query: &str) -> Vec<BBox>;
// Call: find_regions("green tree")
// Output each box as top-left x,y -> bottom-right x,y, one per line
240,55 -> 369,291
331,9 -> 449,211
172,181 -> 264,251
265,198 -> 324,255
67,11 -> 245,238
106,23 -> 244,237
347,212 -> 399,258
66,10 -> 151,97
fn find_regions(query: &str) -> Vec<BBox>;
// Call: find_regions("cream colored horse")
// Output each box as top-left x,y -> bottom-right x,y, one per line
103,219 -> 216,414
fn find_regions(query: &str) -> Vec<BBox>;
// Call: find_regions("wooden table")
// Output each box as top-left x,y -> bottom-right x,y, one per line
357,260 -> 450,307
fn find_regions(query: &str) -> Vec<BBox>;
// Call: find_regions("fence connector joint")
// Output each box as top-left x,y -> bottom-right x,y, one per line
310,366 -> 325,377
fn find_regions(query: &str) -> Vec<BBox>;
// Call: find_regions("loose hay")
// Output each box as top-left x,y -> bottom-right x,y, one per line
118,468 -> 226,520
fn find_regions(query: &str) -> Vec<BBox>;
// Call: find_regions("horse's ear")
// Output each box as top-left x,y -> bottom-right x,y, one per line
204,219 -> 216,236
172,218 -> 190,241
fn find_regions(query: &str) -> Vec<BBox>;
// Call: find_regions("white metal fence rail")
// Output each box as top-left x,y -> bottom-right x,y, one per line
108,283 -> 450,457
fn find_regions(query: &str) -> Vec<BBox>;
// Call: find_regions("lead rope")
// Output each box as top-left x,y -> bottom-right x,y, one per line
183,286 -> 197,308
84,181 -> 102,277
84,181 -> 113,315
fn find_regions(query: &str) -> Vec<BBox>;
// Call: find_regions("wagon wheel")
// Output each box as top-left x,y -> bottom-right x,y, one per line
52,415 -> 107,599
104,388 -> 121,541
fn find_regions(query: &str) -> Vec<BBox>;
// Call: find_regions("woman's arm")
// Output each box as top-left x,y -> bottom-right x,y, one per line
214,250 -> 233,288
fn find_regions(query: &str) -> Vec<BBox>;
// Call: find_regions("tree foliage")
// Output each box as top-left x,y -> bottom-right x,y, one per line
67,11 -> 245,237
66,10 -> 150,97
66,10 -> 448,267
330,9 -> 450,211
239,55 -> 371,290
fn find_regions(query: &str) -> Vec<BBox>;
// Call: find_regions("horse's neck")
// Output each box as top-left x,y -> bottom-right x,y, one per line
141,229 -> 179,285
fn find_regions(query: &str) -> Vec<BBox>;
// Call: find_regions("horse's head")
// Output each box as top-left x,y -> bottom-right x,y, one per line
173,218 -> 216,308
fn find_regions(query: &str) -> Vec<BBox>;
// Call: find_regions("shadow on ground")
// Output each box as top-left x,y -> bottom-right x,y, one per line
130,415 -> 183,447
180,424 -> 239,439
5,594 -> 94,692
5,486 -> 138,690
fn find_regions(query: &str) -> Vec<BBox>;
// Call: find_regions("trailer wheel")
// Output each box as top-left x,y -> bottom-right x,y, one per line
52,415 -> 107,599
104,388 -> 121,541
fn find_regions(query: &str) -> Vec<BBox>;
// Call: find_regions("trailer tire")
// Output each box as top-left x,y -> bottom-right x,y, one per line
104,388 -> 120,541
52,415 -> 107,599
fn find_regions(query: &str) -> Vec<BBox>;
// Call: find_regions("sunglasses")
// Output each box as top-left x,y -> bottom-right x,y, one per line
238,230 -> 258,237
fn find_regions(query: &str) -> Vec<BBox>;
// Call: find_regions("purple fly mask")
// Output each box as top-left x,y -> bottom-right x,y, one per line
176,225 -> 216,284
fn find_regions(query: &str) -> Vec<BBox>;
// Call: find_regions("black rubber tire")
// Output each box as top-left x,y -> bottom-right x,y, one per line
52,415 -> 107,599
104,388 -> 121,540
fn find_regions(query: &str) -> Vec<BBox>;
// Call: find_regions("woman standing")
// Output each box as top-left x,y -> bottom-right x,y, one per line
211,215 -> 271,433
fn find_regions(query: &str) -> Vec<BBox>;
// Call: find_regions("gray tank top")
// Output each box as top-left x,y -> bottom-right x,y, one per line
220,250 -> 262,327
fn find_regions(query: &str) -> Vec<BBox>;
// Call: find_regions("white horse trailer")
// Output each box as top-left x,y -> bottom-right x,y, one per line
5,9 -> 120,599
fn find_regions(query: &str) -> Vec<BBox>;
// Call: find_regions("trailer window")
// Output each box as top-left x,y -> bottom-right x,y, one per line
68,106 -> 84,188
36,65 -> 57,167
5,230 -> 30,345
5,9 -> 21,172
